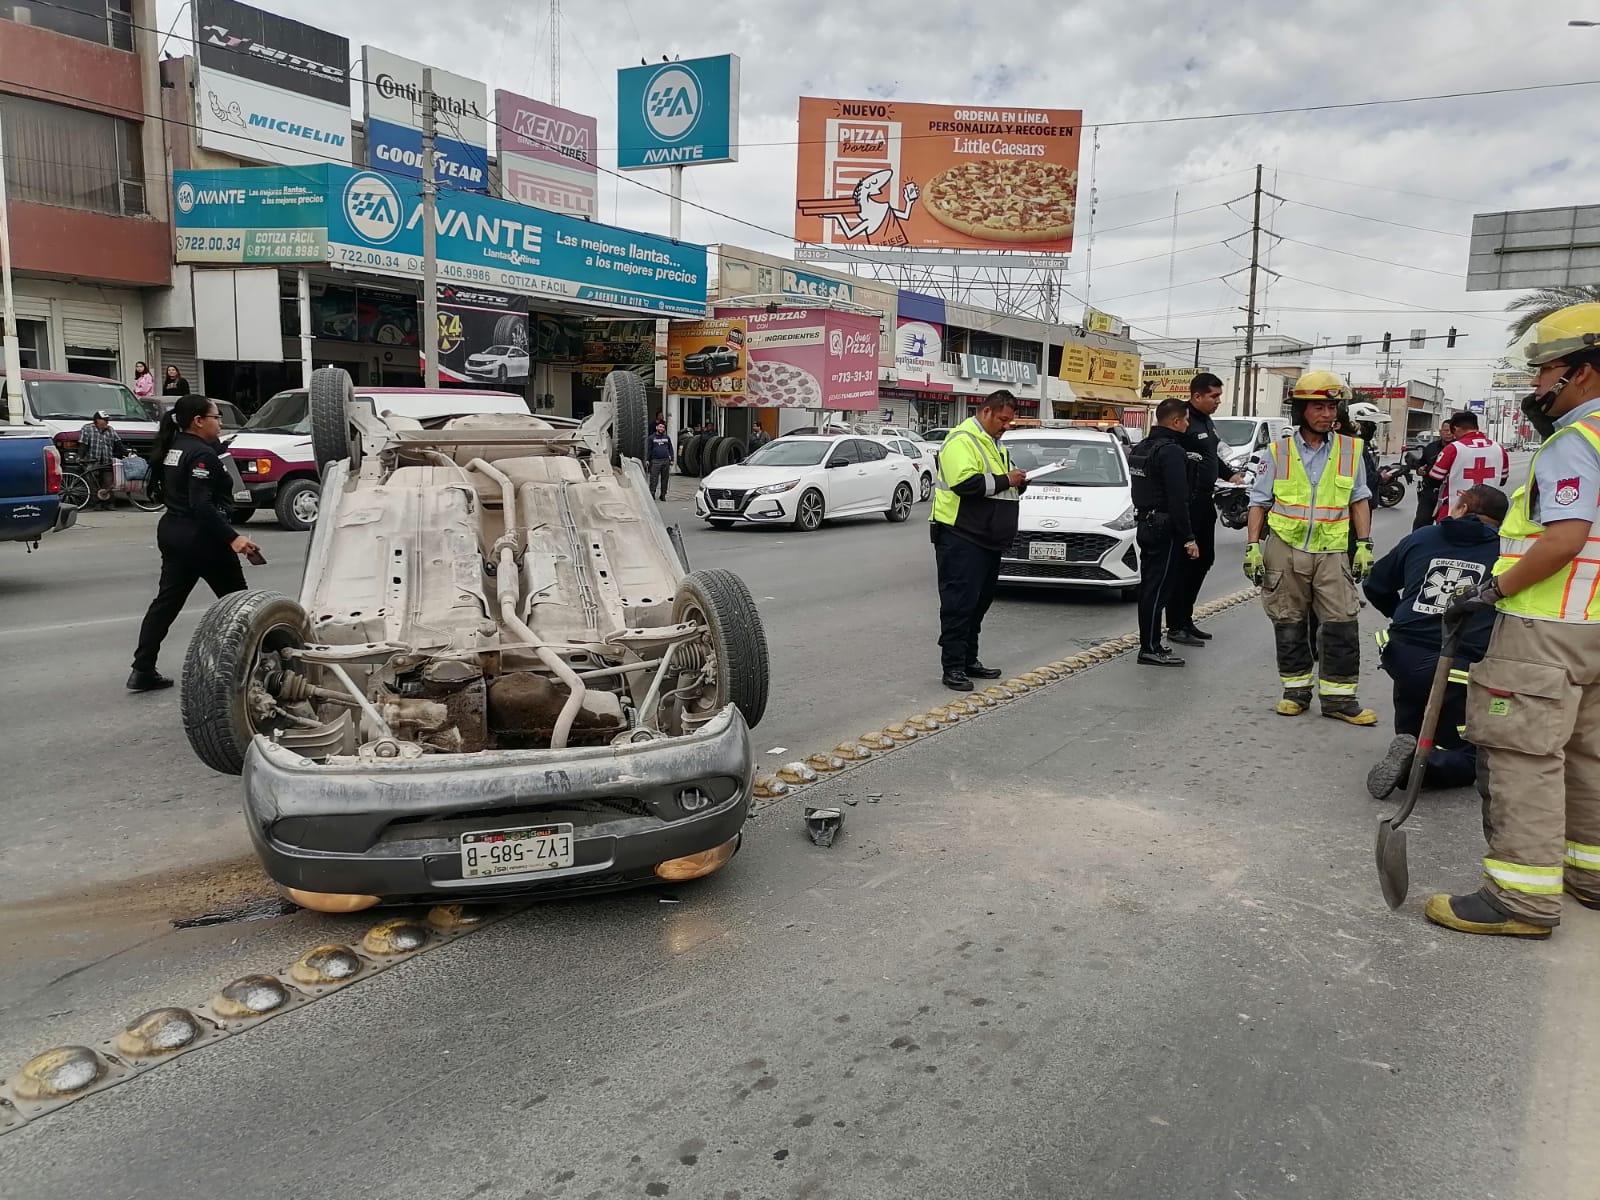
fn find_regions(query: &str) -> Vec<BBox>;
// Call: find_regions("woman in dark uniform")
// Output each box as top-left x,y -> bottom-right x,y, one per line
128,395 -> 260,692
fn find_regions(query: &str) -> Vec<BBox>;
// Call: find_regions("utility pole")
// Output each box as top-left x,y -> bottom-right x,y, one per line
549,0 -> 561,105
1241,163 -> 1263,418
0,117 -> 22,420
422,68 -> 439,390
1164,189 -> 1179,335
1082,128 -> 1101,300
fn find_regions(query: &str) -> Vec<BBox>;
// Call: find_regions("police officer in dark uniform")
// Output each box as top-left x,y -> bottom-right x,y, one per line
1168,372 -> 1242,645
1129,399 -> 1201,667
128,395 -> 259,692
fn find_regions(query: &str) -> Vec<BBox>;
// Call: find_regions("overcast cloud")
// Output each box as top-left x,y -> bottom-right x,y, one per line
156,0 -> 1596,396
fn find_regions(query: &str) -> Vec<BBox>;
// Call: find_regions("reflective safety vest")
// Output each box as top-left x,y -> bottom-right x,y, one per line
1493,412 -> 1600,623
1265,432 -> 1360,552
930,417 -> 1017,527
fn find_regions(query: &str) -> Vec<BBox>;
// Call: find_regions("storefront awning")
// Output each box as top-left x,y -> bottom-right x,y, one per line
1064,383 -> 1147,405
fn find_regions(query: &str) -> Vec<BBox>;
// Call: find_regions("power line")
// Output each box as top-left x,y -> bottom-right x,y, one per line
1273,168 -> 1489,207
1272,271 -> 1513,328
1275,234 -> 1463,279
1280,198 -> 1469,238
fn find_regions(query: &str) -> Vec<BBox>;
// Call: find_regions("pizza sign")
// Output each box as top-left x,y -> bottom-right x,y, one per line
712,306 -> 879,411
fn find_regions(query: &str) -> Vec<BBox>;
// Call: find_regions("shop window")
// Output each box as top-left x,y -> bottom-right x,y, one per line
2,0 -> 132,50
64,344 -> 120,379
0,95 -> 145,216
16,319 -> 49,370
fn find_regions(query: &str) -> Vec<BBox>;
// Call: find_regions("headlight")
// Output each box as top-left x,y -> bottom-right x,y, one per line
753,479 -> 799,495
1106,505 -> 1137,531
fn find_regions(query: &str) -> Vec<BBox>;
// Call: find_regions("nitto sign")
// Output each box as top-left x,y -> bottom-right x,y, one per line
961,354 -> 1038,387
617,54 -> 740,171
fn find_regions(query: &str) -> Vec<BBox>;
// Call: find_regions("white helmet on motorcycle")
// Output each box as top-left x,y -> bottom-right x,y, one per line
1346,400 -> 1391,424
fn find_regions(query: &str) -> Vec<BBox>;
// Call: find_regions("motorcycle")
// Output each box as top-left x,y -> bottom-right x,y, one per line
1213,448 -> 1261,531
1377,451 -> 1423,509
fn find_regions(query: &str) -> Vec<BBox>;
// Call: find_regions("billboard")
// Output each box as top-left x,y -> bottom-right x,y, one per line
617,55 -> 740,170
667,318 -> 748,401
713,307 -> 878,410
172,165 -> 709,317
895,317 -> 949,391
1492,370 -> 1530,391
422,284 -> 526,385
795,98 -> 1082,252
193,0 -> 351,167
1468,205 -> 1600,292
496,91 -> 599,219
1140,367 -> 1196,401
362,47 -> 488,192
1061,344 -> 1139,389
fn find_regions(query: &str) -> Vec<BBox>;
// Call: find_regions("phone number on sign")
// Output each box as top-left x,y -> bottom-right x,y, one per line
178,234 -> 243,253
831,370 -> 875,384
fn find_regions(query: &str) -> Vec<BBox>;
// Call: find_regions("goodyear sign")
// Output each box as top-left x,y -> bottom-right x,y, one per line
616,55 -> 740,170
172,165 -> 708,317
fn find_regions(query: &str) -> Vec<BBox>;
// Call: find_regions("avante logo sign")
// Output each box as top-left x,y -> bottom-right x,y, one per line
343,173 -> 402,243
175,183 -> 196,213
643,66 -> 700,142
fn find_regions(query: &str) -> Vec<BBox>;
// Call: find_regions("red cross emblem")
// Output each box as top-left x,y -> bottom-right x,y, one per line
1461,456 -> 1498,487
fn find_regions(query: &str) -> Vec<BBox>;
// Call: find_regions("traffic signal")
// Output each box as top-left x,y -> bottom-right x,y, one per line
1382,332 -> 1392,353
1446,326 -> 1458,348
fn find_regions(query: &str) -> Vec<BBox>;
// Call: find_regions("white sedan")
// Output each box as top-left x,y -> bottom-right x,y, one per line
464,345 -> 530,383
874,435 -> 939,501
696,434 -> 920,531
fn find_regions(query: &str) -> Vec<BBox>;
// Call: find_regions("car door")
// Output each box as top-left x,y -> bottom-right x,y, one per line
854,438 -> 900,509
821,437 -> 867,512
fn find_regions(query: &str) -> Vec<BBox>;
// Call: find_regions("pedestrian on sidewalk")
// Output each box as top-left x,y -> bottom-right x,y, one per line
1412,420 -> 1454,530
132,361 -> 155,401
1426,302 -> 1600,939
1130,399 -> 1200,667
930,390 -> 1027,692
1363,483 -> 1507,800
1168,371 -> 1242,646
1243,371 -> 1377,724
647,420 -> 674,500
77,409 -> 126,511
1427,409 -> 1508,523
162,365 -> 191,397
128,396 -> 259,693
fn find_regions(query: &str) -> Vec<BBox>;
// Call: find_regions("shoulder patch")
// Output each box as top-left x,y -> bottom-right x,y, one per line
1555,477 -> 1580,506
163,449 -> 183,466
190,465 -> 210,479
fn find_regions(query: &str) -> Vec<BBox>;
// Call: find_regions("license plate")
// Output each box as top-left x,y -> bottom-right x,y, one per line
460,824 -> 575,879
1029,541 -> 1068,561
714,498 -> 735,511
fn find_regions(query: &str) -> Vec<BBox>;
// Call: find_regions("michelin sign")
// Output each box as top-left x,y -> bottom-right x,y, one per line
173,166 -> 708,317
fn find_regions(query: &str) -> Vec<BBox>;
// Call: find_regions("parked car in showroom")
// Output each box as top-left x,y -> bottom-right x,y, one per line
682,344 -> 741,376
873,434 -> 939,501
996,427 -> 1140,598
182,367 -> 769,913
227,384 -> 530,531
464,344 -> 531,384
696,434 -> 920,532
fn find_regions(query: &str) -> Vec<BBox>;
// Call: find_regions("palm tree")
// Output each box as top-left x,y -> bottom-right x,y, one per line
1505,285 -> 1600,342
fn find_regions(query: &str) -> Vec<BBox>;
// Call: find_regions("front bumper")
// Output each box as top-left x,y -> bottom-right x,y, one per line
242,480 -> 279,505
695,486 -> 799,525
999,527 -> 1139,588
242,706 -> 754,901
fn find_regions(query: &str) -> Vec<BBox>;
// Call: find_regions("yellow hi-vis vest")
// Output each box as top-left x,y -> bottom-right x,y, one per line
930,417 -> 1017,527
1494,412 -> 1600,623
1265,431 -> 1360,552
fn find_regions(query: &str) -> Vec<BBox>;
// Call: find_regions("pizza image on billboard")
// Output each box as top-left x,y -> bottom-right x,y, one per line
795,98 -> 1083,253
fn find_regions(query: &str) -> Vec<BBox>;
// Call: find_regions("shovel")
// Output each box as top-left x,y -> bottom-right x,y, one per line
1375,610 -> 1469,909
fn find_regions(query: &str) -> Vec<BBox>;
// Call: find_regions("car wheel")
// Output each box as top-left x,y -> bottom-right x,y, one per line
708,519 -> 736,530
309,367 -> 360,477
793,488 -> 825,532
919,471 -> 933,502
274,477 -> 321,532
605,370 -> 649,465
181,590 -> 310,777
683,434 -> 707,477
886,482 -> 914,523
492,313 -> 523,347
497,365 -> 507,384
672,568 -> 770,730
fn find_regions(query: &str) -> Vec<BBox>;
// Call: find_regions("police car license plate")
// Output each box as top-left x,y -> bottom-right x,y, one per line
714,498 -> 735,511
1029,542 -> 1067,561
460,824 -> 574,879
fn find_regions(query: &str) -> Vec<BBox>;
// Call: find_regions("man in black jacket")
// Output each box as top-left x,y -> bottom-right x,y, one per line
1168,372 -> 1241,646
1412,419 -> 1454,530
1130,399 -> 1201,667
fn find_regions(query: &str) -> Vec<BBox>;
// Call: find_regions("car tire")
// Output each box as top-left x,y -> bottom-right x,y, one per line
492,313 -> 523,347
793,488 -> 825,532
677,435 -> 697,475
181,590 -> 310,777
699,436 -> 727,474
605,369 -> 650,466
309,367 -> 359,478
711,437 -> 744,470
673,568 -> 770,730
274,477 -> 321,532
497,365 -> 508,385
683,434 -> 707,477
919,471 -> 933,502
886,481 -> 914,523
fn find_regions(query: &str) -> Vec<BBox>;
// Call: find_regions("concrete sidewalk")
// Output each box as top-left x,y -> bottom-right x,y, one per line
4,593 -> 1597,1199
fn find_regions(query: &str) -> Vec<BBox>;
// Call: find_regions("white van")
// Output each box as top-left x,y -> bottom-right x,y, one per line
996,427 -> 1139,597
1210,415 -> 1292,468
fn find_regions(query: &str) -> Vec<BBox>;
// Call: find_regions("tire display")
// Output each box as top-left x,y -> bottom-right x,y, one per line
710,437 -> 745,471
309,367 -> 357,477
683,434 -> 708,477
677,435 -> 697,475
672,568 -> 770,730
605,370 -> 649,466
181,590 -> 310,776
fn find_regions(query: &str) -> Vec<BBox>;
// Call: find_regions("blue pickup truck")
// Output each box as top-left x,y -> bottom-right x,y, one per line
0,427 -> 76,549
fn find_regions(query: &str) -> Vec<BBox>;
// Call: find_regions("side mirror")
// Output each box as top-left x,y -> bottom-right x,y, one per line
828,457 -> 849,469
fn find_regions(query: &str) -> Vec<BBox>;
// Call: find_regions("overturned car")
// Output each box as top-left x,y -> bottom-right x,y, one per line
183,367 -> 769,912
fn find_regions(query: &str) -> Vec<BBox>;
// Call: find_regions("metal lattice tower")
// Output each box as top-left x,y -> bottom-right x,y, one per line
549,0 -> 561,104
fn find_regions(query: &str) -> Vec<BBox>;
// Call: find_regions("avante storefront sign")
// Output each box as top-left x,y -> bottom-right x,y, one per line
172,166 -> 708,317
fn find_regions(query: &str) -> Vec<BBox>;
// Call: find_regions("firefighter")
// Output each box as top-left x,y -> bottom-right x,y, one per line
1426,303 -> 1600,938
1242,371 -> 1377,724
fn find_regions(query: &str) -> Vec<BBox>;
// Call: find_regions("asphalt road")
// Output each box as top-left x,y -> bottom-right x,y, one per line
3,559 -> 1596,1200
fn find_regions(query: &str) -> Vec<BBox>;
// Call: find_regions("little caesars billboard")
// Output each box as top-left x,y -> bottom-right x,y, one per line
363,46 -> 489,192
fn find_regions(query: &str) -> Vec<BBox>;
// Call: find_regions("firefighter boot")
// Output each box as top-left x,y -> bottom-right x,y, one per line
1276,689 -> 1313,717
1425,891 -> 1552,938
1321,699 -> 1377,726
1366,734 -> 1417,800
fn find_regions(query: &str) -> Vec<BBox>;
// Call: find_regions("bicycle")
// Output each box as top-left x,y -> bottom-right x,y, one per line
61,453 -> 164,513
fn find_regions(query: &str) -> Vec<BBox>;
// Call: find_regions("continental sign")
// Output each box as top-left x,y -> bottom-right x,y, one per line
1061,344 -> 1140,389
795,98 -> 1082,253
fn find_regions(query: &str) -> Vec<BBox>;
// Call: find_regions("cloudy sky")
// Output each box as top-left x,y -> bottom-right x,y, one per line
156,0 -> 1597,397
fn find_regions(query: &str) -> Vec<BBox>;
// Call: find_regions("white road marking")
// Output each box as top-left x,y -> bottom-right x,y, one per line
0,608 -> 209,639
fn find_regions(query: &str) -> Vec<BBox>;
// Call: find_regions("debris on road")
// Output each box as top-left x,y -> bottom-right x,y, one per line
805,805 -> 844,847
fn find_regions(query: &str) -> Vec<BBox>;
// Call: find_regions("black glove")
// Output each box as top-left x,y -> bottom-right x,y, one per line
1444,579 -> 1502,621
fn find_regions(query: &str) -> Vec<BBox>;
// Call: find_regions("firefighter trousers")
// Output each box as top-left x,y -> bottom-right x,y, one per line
1467,616 -> 1600,925
1260,533 -> 1361,701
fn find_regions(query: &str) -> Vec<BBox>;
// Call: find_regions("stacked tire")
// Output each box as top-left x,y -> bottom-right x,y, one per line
676,434 -> 746,478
